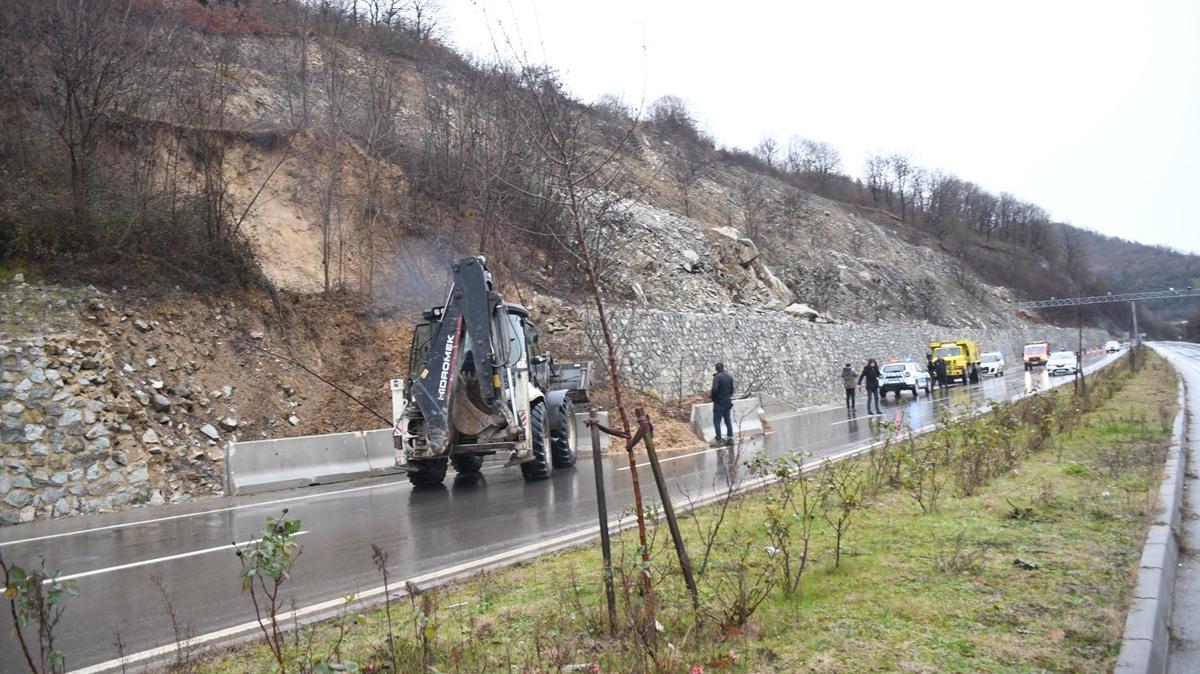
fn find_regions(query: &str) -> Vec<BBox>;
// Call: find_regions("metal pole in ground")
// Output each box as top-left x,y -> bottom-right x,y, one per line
1131,300 -> 1140,371
588,408 -> 617,636
635,407 -> 700,617
1076,303 -> 1087,399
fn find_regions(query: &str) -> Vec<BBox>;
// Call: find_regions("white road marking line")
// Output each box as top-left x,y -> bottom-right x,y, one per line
0,478 -> 409,548
45,532 -> 309,584
829,414 -> 883,426
616,445 -> 735,472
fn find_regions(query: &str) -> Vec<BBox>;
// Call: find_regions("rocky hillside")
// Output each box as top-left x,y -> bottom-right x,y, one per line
0,1 -> 1135,524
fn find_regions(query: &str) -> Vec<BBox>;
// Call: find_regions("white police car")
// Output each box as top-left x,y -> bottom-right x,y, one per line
880,362 -> 931,399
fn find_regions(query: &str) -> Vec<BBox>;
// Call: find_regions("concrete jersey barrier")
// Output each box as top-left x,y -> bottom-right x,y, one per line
225,428 -> 401,496
691,397 -> 764,441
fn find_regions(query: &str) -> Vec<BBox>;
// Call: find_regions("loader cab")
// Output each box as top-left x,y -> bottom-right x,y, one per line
407,321 -> 434,384
498,303 -> 553,389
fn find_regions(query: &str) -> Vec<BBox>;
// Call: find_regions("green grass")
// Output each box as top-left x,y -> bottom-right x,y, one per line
197,351 -> 1177,674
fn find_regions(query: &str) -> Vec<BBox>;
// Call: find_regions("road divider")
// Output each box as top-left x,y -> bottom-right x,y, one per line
225,429 -> 401,496
690,397 -> 763,441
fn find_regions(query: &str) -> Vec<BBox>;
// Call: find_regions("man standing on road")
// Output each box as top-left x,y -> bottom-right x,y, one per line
841,363 -> 857,411
710,362 -> 734,447
858,358 -> 883,415
934,356 -> 948,390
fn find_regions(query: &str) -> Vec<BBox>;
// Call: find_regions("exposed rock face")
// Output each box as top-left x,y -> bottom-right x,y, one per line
706,226 -> 795,308
590,195 -> 1024,329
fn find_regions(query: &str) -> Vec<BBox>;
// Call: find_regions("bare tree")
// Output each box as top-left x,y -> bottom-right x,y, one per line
36,0 -> 159,229
278,0 -> 314,127
667,141 -> 709,218
736,172 -> 767,240
317,2 -> 351,293
180,35 -> 240,241
752,136 -> 779,170
887,152 -> 911,220
353,2 -> 407,296
863,152 -> 890,208
787,136 -> 842,186
407,0 -> 441,42
648,94 -> 699,139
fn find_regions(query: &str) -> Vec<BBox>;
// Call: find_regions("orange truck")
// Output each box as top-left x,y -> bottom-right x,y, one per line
1023,340 -> 1050,371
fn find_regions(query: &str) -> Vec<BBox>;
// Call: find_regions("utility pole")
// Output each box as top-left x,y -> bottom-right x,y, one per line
1131,301 -> 1141,347
1130,301 -> 1140,371
1076,303 -> 1087,398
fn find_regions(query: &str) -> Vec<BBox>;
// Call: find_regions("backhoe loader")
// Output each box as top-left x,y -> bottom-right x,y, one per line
391,256 -> 590,486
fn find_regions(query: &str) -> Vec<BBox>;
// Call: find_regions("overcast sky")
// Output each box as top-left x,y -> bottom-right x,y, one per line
442,0 -> 1200,255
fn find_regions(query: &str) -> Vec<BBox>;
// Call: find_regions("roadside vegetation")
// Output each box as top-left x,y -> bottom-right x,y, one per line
170,349 -> 1176,674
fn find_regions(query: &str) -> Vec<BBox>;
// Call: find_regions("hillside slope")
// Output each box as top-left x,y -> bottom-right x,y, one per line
0,1 -> 1155,524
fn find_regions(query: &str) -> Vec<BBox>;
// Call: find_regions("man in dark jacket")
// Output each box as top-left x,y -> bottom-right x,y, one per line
858,359 -> 882,415
934,356 -> 948,390
711,362 -> 734,446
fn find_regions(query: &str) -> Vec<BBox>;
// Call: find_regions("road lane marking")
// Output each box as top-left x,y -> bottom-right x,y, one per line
0,478 -> 405,548
45,531 -> 309,584
616,446 -> 730,472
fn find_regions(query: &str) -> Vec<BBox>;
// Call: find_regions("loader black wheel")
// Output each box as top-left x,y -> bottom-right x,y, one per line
451,454 -> 484,474
550,396 -> 577,468
520,400 -> 551,481
408,457 -> 448,487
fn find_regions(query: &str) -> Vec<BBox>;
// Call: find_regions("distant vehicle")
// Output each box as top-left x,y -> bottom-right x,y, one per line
1105,340 -> 1121,353
930,339 -> 981,384
880,362 -> 931,399
1046,351 -> 1079,376
979,351 -> 1005,377
1023,341 -> 1051,371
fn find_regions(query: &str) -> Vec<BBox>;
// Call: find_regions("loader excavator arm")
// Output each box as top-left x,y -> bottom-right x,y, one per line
405,256 -> 504,454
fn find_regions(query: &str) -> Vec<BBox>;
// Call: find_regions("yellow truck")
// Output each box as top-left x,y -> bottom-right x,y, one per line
930,339 -> 981,385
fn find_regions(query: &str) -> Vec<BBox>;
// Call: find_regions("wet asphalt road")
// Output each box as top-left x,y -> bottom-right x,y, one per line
1154,342 -> 1200,673
0,350 -> 1120,672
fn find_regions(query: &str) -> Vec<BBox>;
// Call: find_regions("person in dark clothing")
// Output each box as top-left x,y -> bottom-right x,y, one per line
710,362 -> 734,446
841,363 -> 857,410
858,358 -> 882,415
926,353 -> 934,377
934,356 -> 948,390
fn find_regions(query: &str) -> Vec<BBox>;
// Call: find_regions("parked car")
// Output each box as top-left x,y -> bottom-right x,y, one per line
880,362 -> 931,399
979,351 -> 1005,377
1105,340 -> 1121,353
1046,351 -> 1079,376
